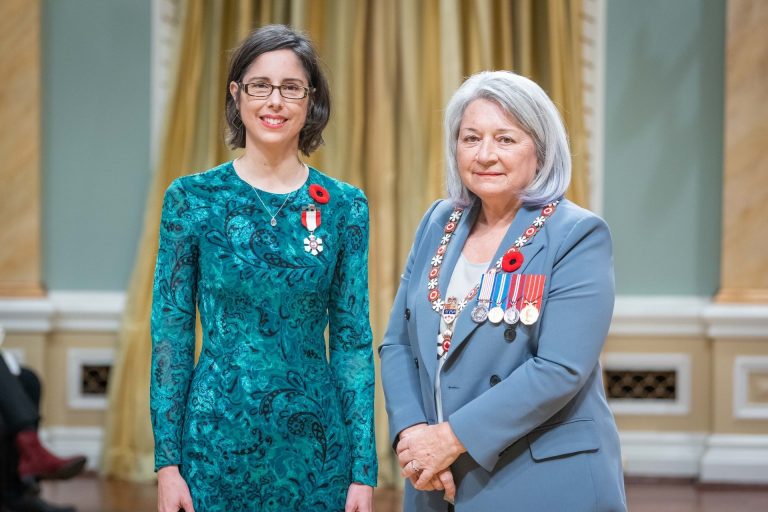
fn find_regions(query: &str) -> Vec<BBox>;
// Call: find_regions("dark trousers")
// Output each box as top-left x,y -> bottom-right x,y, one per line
0,357 -> 43,500
0,358 -> 39,432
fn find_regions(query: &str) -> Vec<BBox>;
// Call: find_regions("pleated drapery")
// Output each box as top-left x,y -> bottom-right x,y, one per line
102,0 -> 587,484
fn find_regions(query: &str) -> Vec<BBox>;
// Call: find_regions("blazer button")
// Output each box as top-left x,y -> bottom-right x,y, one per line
405,308 -> 411,320
504,327 -> 516,342
490,374 -> 501,386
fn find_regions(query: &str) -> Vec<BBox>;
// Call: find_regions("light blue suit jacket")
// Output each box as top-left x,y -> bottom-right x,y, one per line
380,198 -> 627,512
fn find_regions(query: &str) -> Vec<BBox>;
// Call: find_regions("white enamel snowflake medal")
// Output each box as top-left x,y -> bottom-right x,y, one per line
304,234 -> 323,255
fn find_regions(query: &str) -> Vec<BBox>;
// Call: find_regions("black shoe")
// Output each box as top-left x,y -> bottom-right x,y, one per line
3,495 -> 76,512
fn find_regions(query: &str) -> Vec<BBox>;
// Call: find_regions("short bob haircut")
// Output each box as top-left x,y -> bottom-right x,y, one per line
225,24 -> 330,156
444,71 -> 571,207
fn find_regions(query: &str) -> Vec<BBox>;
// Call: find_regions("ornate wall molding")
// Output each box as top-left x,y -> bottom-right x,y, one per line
611,296 -> 768,339
0,292 -> 125,333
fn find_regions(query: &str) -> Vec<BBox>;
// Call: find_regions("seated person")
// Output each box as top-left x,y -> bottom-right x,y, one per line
1,337 -> 86,512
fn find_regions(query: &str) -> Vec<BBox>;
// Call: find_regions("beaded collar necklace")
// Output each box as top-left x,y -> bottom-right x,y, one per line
426,201 -> 559,315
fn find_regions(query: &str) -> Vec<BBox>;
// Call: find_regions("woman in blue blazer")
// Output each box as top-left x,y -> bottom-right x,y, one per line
379,71 -> 626,512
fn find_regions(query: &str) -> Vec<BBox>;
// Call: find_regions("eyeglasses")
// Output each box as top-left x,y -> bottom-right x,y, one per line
238,81 -> 313,100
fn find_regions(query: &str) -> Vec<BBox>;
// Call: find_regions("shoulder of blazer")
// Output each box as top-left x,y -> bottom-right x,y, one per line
410,198 -> 455,250
545,198 -> 612,260
425,199 -> 457,227
548,198 -> 604,229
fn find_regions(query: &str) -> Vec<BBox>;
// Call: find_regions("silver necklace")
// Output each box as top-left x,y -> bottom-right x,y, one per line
250,186 -> 294,227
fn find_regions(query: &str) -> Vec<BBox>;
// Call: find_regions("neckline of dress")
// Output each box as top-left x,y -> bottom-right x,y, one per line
228,160 -> 312,197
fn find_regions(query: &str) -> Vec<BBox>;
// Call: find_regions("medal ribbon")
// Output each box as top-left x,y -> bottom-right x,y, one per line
302,207 -> 321,232
507,273 -> 523,310
491,272 -> 510,310
477,269 -> 496,306
516,274 -> 528,311
306,210 -> 318,231
523,274 -> 545,310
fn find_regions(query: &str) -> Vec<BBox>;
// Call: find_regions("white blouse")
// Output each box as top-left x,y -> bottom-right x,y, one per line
435,253 -> 489,422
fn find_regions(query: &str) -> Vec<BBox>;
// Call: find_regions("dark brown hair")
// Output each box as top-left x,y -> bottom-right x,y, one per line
225,25 -> 330,155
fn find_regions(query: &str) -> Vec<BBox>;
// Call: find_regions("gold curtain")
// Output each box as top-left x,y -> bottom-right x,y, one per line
102,0 -> 586,485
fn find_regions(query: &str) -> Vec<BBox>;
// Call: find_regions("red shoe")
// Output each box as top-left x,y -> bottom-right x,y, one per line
15,430 -> 87,480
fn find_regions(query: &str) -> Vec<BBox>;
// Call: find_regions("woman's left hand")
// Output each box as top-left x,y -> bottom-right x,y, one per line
397,422 -> 466,489
345,483 -> 374,512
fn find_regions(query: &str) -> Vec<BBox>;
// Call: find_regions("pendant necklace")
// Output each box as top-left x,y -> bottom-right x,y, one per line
251,186 -> 294,227
246,162 -> 308,227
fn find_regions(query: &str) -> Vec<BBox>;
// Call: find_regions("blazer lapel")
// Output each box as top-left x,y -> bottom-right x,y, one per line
415,204 -> 476,384
446,203 -> 547,362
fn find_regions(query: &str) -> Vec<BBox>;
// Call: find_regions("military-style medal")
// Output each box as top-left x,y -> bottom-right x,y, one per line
302,204 -> 323,255
487,272 -> 510,324
471,269 -> 496,323
504,273 -> 524,325
520,274 -> 545,325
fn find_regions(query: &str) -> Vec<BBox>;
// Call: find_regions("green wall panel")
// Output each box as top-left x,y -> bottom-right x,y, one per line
42,0 -> 151,290
603,0 -> 725,295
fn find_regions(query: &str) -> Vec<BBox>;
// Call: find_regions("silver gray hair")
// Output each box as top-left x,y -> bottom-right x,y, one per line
444,71 -> 571,207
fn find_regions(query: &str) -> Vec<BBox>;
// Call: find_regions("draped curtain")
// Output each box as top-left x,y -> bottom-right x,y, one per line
103,0 -> 586,484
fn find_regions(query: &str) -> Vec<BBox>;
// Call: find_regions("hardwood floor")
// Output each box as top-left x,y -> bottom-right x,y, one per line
41,475 -> 768,512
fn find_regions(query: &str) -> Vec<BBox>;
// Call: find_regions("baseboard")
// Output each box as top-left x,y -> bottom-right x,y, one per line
700,434 -> 768,484
620,431 -> 708,477
621,431 -> 768,483
39,426 -> 104,471
33,429 -> 768,482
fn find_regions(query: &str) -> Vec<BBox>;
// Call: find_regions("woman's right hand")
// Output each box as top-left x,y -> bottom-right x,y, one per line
157,465 -> 195,512
398,424 -> 456,501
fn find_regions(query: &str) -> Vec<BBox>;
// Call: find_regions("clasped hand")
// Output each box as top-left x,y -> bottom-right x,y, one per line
396,423 -> 466,502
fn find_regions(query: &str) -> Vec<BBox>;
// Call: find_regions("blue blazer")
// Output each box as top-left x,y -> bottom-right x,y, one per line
380,198 -> 626,512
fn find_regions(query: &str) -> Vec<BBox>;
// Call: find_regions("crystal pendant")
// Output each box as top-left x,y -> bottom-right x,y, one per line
270,218 -> 277,227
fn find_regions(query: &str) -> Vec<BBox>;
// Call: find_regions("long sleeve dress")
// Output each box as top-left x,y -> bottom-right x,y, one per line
150,162 -> 377,511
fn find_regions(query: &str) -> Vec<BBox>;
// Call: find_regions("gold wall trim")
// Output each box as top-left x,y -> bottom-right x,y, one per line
718,0 -> 768,303
0,0 -> 43,297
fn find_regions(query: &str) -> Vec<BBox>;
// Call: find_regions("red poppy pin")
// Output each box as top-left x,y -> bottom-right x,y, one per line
309,184 -> 330,204
502,250 -> 524,272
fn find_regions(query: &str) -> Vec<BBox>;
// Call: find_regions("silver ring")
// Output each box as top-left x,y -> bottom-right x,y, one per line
410,460 -> 421,472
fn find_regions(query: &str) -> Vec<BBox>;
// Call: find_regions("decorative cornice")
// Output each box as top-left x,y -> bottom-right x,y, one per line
0,291 -> 125,333
1,293 -> 766,339
610,296 -> 768,339
0,297 -> 53,332
609,296 -> 709,337
702,303 -> 768,339
49,291 -> 125,332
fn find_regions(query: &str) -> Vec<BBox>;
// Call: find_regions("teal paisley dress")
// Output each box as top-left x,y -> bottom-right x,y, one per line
150,162 -> 377,511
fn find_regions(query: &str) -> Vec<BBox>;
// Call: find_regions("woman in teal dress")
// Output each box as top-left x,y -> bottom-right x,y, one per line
151,25 -> 377,512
